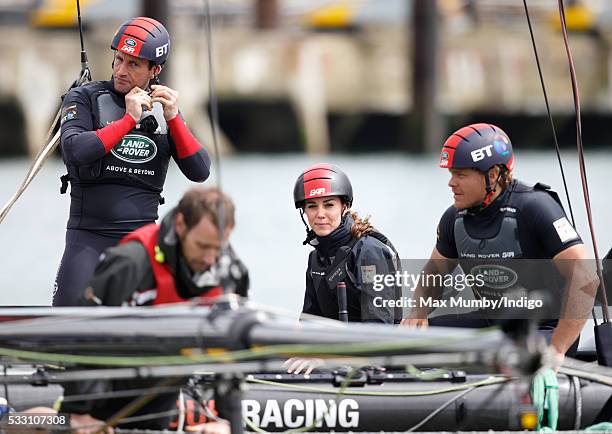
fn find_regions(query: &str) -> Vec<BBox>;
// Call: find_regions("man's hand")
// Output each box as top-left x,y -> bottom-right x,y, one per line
125,87 -> 152,122
544,345 -> 565,372
400,318 -> 429,328
21,406 -> 55,414
150,84 -> 179,121
186,420 -> 230,434
70,413 -> 113,434
283,357 -> 325,375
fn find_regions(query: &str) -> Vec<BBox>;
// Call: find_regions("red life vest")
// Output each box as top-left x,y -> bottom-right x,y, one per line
121,224 -> 223,305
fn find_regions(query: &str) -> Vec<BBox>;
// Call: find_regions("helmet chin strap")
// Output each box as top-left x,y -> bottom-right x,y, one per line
152,64 -> 163,85
299,208 -> 317,245
299,209 -> 310,234
475,166 -> 506,212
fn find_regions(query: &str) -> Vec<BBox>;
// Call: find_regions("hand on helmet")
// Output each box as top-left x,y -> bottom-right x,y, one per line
125,86 -> 152,122
150,84 -> 179,121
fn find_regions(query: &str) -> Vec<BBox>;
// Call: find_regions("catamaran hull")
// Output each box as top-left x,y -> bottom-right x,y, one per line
3,374 -> 610,431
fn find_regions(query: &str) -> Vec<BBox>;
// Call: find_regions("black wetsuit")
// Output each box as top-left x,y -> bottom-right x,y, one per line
433,180 -> 583,353
53,79 -> 210,306
302,215 -> 402,323
436,181 -> 581,260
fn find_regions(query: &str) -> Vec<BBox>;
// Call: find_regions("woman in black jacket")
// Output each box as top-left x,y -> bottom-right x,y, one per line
293,163 -> 402,324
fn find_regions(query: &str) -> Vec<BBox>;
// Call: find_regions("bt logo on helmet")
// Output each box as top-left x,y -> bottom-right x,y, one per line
309,188 -> 326,197
156,43 -> 169,58
471,144 -> 493,162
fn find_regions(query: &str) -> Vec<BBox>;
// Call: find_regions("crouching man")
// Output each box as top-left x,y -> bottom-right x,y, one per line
59,186 -> 248,433
82,186 -> 248,306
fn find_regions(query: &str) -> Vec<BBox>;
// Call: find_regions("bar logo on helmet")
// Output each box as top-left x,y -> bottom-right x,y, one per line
119,35 -> 142,57
470,144 -> 493,162
440,151 -> 450,168
309,188 -> 326,197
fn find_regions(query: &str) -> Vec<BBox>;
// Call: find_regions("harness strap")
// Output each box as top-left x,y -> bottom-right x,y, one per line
60,174 -> 70,194
324,238 -> 360,290
323,231 -> 401,290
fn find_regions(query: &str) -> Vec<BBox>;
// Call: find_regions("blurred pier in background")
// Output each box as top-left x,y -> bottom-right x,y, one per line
1,0 -> 612,156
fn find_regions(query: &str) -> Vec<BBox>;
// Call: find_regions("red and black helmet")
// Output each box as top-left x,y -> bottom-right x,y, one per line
439,123 -> 514,173
111,17 -> 171,65
293,164 -> 353,209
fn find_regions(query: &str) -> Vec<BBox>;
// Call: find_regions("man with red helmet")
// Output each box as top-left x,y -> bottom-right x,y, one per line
402,123 -> 597,367
53,17 -> 211,307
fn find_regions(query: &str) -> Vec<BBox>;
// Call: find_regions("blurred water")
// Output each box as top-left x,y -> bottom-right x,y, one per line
0,151 -> 610,312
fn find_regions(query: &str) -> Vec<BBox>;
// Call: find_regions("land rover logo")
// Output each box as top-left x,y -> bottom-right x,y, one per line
470,264 -> 518,290
124,38 -> 137,47
111,135 -> 157,163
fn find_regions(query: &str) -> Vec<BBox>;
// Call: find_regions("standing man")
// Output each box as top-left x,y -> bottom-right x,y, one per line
401,123 -> 597,363
54,17 -> 211,306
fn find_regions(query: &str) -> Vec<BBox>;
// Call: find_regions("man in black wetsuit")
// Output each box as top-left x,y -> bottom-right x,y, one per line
53,17 -> 211,306
401,123 -> 598,365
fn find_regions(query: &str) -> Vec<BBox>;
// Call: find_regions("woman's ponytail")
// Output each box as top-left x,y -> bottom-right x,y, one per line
347,210 -> 374,239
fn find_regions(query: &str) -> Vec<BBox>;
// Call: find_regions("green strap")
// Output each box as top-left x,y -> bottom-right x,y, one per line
154,245 -> 165,263
531,368 -> 559,431
585,422 -> 612,431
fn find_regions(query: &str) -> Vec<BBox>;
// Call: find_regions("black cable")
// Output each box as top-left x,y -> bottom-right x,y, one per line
44,410 -> 180,433
571,375 -> 582,429
523,0 -> 603,324
2,364 -> 8,406
203,0 -> 233,295
454,378 -> 514,430
75,0 -> 91,82
58,385 -> 180,404
184,383 -> 223,423
522,0 -> 575,227
203,0 -> 222,188
99,377 -> 181,434
407,386 -> 477,432
556,0 -> 609,320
